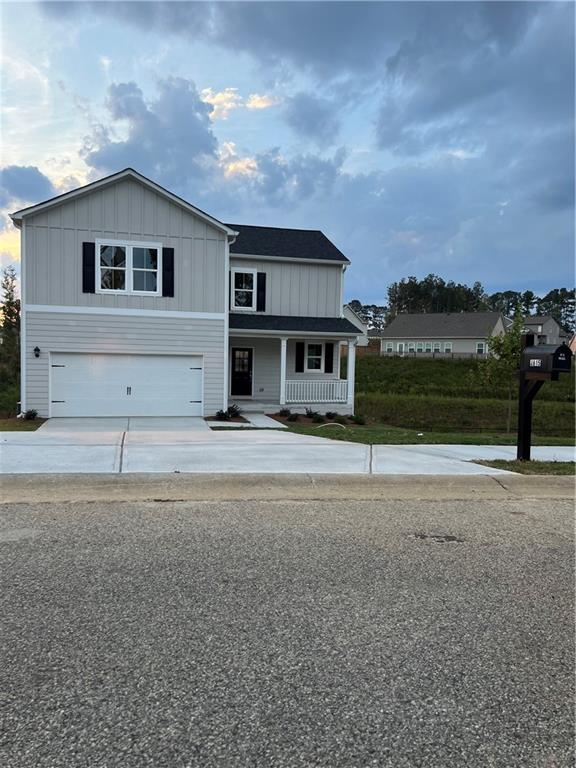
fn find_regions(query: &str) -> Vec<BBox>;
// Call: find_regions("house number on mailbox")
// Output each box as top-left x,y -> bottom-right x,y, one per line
529,359 -> 542,367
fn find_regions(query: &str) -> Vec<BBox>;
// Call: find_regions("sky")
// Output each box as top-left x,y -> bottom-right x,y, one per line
0,0 -> 574,304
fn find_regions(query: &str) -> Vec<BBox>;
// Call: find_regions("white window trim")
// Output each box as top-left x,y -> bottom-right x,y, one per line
444,342 -> 453,352
95,238 -> 163,297
416,342 -> 424,352
476,342 -> 486,354
305,341 -> 325,373
424,342 -> 432,352
433,342 -> 441,352
231,268 -> 257,312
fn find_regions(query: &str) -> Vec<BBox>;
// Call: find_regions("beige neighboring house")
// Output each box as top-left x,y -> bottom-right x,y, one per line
343,305 -> 368,346
522,315 -> 568,345
380,312 -> 506,357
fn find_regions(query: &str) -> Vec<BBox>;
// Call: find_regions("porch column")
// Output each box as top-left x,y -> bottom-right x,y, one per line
279,337 -> 288,405
346,340 -> 356,409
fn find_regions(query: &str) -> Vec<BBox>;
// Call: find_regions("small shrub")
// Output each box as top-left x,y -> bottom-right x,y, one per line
287,413 -> 299,422
312,413 -> 325,423
350,414 -> 366,425
215,409 -> 231,421
334,415 -> 348,425
227,404 -> 242,418
326,411 -> 338,420
305,407 -> 318,418
23,409 -> 38,420
279,408 -> 291,417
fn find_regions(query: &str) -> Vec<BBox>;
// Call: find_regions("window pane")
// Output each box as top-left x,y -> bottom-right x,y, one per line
133,270 -> 157,292
234,289 -> 253,308
307,356 -> 322,370
234,272 -> 253,290
308,344 -> 322,357
101,269 -> 125,290
133,247 -> 157,270
100,245 -> 125,267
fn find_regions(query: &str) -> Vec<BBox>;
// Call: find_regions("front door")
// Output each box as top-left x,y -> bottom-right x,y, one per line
231,348 -> 253,397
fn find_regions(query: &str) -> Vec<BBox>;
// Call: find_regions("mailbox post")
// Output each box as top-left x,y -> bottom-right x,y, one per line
517,334 -> 572,460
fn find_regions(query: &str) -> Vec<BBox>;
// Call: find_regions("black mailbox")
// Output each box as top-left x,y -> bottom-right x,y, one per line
521,343 -> 572,375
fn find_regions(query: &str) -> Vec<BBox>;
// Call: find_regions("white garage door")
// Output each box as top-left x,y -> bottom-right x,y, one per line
50,353 -> 203,417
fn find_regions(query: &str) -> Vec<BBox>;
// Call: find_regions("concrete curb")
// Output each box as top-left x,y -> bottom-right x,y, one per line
2,473 -> 574,504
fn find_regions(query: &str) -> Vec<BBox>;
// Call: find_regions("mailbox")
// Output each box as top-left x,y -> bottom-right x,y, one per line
521,343 -> 572,375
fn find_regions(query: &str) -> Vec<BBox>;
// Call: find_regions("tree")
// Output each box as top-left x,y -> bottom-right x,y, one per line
520,290 -> 537,316
0,265 -> 20,386
348,299 -> 387,330
482,310 -> 524,433
537,288 -> 575,332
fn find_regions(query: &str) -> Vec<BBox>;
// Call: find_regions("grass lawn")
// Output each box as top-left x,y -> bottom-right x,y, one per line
0,418 -> 45,431
475,460 -> 575,475
284,423 -> 574,446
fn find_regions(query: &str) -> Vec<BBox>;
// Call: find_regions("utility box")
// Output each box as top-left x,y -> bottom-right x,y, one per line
521,343 -> 572,376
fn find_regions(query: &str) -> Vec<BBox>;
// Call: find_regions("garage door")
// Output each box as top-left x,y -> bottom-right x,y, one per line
50,353 -> 203,417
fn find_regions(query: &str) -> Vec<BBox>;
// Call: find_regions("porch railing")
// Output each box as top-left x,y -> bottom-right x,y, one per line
285,379 -> 348,404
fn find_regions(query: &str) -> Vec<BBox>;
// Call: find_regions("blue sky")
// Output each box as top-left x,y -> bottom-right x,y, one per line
1,1 -> 574,303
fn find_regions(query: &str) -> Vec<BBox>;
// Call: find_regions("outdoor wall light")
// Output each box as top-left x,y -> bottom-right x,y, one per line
33,346 -> 40,358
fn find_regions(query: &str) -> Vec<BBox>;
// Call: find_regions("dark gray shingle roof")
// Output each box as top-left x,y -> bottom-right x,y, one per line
227,224 -> 349,263
229,313 -> 359,335
381,312 -> 503,339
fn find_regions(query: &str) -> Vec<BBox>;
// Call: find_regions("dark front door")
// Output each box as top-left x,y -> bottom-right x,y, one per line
231,348 -> 253,396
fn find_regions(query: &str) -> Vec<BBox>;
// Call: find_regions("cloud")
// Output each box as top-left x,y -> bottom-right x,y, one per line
83,77 -> 218,191
200,87 -> 243,120
246,93 -> 280,110
218,142 -> 258,178
284,92 -> 340,144
0,165 -> 56,208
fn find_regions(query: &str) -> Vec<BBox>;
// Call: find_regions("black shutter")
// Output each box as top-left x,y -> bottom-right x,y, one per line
324,342 -> 334,374
82,242 -> 96,294
162,248 -> 174,297
256,272 -> 266,312
295,341 -> 305,373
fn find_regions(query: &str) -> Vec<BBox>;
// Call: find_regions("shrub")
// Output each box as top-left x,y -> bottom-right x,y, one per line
23,409 -> 38,420
305,407 -> 319,418
312,413 -> 325,423
279,408 -> 291,417
227,404 -> 242,418
0,384 -> 19,417
215,409 -> 231,421
334,415 -> 348,425
325,411 -> 338,420
287,413 -> 299,422
350,414 -> 366,425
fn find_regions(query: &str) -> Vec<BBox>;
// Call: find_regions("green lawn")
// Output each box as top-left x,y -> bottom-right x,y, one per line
475,460 -> 575,475
0,418 -> 45,431
285,423 -> 574,446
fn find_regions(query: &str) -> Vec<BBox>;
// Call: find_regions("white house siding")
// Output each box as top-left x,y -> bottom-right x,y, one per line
229,257 -> 342,318
380,338 -> 491,355
24,177 -> 227,313
25,312 -> 225,417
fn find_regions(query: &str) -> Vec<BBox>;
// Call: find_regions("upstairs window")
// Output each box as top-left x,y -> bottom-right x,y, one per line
97,240 -> 161,296
232,269 -> 257,311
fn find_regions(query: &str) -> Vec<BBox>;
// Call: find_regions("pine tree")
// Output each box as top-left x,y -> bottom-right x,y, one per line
0,266 -> 20,386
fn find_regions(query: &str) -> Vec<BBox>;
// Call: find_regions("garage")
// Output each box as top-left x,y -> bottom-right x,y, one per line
49,353 -> 203,417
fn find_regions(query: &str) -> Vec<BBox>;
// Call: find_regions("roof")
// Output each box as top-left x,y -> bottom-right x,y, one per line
227,223 -> 349,263
523,315 -> 558,325
10,168 -> 237,236
367,328 -> 384,338
229,313 -> 360,336
381,312 -> 503,339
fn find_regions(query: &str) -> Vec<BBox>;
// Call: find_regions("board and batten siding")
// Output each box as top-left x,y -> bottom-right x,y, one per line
229,257 -> 343,318
26,312 -> 225,417
24,177 -> 227,313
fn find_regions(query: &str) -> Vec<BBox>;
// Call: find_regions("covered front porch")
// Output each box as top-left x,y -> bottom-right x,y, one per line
228,334 -> 358,414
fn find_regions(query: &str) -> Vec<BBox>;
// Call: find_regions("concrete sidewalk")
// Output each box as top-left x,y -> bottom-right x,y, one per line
0,418 -> 573,475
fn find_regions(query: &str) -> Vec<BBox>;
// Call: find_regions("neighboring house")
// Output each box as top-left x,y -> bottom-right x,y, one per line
522,315 -> 567,345
379,312 -> 506,357
10,168 -> 361,418
342,305 -> 368,346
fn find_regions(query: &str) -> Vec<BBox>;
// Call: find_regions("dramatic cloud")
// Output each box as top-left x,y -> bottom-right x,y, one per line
0,165 -> 56,208
284,92 -> 340,144
83,78 -> 218,191
201,87 -> 243,120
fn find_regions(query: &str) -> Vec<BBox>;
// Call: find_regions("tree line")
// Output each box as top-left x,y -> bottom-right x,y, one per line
349,274 -> 575,332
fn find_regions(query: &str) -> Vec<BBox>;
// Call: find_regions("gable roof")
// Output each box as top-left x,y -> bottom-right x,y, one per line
381,312 -> 503,339
227,223 -> 349,263
9,168 -> 237,237
523,315 -> 559,325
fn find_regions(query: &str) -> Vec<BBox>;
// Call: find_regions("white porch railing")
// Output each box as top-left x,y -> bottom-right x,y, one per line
285,379 -> 348,404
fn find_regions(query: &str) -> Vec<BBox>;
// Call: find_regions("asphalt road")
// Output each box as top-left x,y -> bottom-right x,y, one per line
1,497 -> 574,767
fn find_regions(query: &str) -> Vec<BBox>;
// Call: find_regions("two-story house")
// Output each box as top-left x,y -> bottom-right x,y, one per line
10,169 -> 361,419
522,315 -> 568,346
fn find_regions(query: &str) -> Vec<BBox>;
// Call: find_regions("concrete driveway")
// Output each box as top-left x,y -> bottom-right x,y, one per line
0,418 -> 573,474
